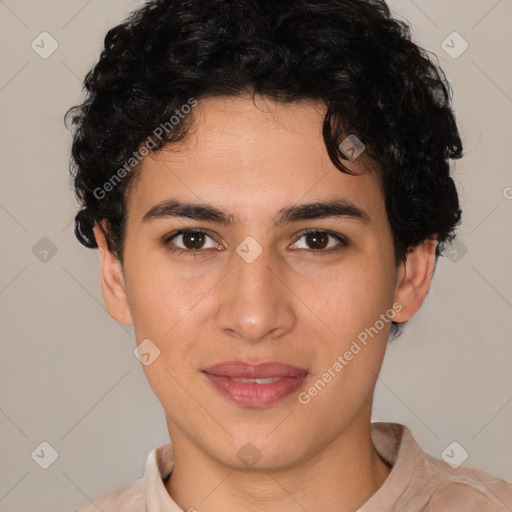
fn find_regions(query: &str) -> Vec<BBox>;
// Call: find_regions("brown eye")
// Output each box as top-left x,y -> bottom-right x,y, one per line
181,231 -> 207,250
291,229 -> 349,252
163,229 -> 218,254
304,231 -> 329,249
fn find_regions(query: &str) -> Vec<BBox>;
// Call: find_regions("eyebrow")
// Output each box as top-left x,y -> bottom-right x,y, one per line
141,198 -> 371,227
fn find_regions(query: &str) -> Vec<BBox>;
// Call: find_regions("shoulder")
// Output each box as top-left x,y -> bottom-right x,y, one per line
371,423 -> 512,512
424,456 -> 512,511
74,477 -> 145,511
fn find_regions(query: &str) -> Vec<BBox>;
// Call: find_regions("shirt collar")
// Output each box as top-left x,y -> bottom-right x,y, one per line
144,440 -> 181,511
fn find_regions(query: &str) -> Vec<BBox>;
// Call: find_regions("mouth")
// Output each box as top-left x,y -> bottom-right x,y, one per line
202,360 -> 309,408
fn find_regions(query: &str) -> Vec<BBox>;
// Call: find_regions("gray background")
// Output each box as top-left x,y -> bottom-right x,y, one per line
0,0 -> 511,510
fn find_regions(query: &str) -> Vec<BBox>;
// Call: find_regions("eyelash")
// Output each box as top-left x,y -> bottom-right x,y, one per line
162,228 -> 349,257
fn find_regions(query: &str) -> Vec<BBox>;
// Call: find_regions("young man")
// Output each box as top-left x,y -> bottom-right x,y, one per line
66,0 -> 512,510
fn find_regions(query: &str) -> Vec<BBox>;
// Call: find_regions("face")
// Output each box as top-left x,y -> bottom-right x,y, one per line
96,94 -> 436,472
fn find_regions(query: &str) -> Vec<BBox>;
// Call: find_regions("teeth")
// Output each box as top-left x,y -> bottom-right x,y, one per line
230,377 -> 282,384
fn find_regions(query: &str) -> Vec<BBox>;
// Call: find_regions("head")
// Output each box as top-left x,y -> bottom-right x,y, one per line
65,0 -> 462,471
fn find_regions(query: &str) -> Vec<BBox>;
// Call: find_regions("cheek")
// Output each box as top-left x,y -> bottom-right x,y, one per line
301,278 -> 392,421
128,268 -> 200,406
128,279 -> 172,338
125,253 -> 213,369
320,266 -> 395,335
307,268 -> 395,397
125,251 -> 202,336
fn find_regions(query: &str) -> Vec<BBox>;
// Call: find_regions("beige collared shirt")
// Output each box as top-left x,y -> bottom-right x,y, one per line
75,422 -> 512,511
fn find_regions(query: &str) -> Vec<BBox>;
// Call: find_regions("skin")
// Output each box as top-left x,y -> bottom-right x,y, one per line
94,94 -> 437,512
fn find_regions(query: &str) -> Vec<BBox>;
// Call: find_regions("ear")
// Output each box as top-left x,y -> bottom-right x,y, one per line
93,223 -> 133,326
392,236 -> 438,323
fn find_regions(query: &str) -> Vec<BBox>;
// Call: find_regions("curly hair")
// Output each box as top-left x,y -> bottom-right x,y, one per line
65,0 -> 463,270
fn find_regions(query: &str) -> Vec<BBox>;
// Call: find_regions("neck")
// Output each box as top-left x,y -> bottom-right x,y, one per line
165,411 -> 391,512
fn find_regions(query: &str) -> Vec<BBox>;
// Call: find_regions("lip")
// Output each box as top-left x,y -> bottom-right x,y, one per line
202,360 -> 308,378
202,360 -> 309,408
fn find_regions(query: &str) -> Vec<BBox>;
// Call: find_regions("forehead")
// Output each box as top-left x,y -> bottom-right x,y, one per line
126,94 -> 384,223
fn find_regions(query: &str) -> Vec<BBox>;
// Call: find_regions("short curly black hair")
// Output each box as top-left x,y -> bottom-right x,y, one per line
65,0 -> 463,269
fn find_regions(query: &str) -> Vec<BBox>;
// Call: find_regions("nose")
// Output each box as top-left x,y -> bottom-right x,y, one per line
215,241 -> 296,344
